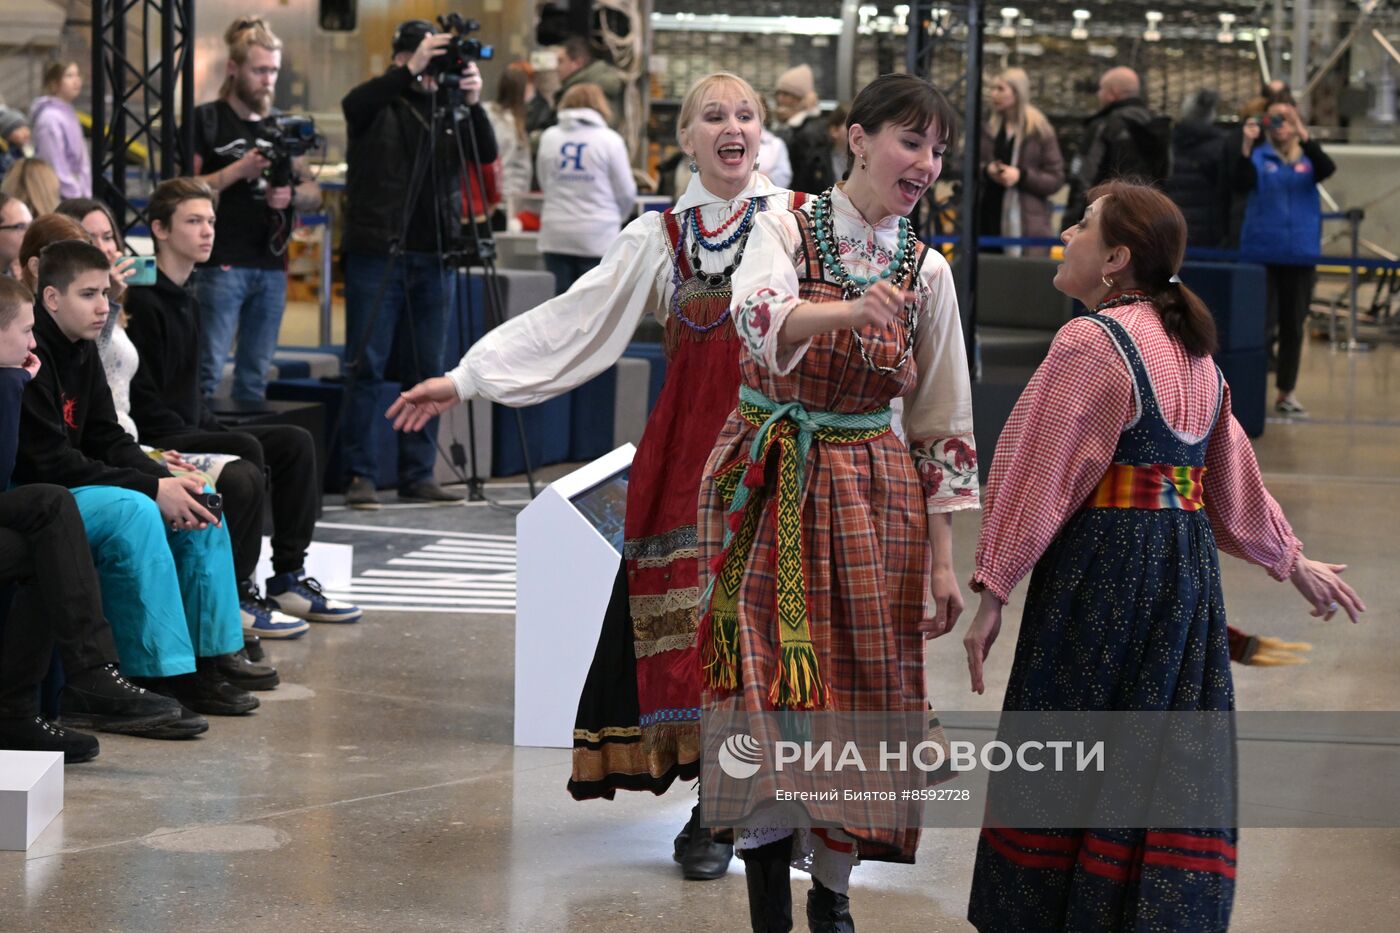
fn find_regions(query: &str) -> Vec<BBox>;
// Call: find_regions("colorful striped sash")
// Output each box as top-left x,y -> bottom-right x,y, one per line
699,385 -> 892,709
1087,463 -> 1206,512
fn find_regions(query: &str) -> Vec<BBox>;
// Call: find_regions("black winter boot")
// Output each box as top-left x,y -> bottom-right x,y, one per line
806,878 -> 854,933
744,837 -> 794,932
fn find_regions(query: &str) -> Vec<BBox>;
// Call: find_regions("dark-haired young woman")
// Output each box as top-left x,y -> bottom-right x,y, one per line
700,73 -> 978,930
962,182 -> 1364,931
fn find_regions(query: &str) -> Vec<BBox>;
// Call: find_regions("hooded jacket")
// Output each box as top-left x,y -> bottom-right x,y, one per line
536,108 -> 636,257
29,95 -> 91,198
1064,97 -> 1169,225
16,301 -> 168,497
124,268 -> 227,440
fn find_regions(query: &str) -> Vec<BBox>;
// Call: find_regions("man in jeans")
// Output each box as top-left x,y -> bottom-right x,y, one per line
191,15 -> 320,401
338,20 -> 496,507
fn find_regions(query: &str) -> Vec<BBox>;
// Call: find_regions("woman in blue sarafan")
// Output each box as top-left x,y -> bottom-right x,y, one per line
961,182 -> 1365,932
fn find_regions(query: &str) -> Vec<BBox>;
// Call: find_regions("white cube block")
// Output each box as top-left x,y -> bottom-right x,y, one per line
0,750 -> 64,850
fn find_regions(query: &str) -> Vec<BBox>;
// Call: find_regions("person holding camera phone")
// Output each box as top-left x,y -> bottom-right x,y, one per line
190,16 -> 322,403
338,18 -> 497,508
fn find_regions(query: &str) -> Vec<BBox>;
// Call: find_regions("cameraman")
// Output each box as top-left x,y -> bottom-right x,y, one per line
339,20 -> 497,507
191,16 -> 320,402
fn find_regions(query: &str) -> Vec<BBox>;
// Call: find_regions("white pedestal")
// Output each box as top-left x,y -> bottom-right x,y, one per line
253,538 -> 353,590
0,751 -> 63,850
514,445 -> 635,748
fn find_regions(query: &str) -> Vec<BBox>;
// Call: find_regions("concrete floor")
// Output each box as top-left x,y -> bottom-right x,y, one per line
3,332 -> 1398,932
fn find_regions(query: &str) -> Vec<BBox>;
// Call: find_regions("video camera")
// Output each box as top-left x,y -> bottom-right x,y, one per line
426,13 -> 494,84
255,114 -> 325,189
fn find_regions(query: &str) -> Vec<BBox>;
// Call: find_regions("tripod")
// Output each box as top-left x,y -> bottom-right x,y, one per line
337,72 -> 537,503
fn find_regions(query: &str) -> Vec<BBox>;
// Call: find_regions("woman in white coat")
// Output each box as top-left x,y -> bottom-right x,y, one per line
535,82 -> 637,294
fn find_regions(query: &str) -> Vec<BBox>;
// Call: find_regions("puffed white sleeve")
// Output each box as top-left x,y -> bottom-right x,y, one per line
445,212 -> 670,406
902,249 -> 980,514
729,209 -> 812,374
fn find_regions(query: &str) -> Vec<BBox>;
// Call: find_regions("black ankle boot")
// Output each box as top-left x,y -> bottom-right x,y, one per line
744,837 -> 794,932
681,806 -> 734,880
674,804 -> 697,863
806,879 -> 854,933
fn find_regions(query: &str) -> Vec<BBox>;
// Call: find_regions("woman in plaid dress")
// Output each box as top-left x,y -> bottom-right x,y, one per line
962,182 -> 1364,931
698,74 -> 978,931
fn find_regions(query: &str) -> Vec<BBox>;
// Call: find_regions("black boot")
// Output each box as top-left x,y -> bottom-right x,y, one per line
59,663 -> 183,734
243,635 -> 265,663
681,810 -> 735,880
743,837 -> 794,932
0,715 -> 99,763
132,703 -> 210,740
806,878 -> 854,933
133,659 -> 259,716
674,804 -> 697,863
215,650 -> 280,691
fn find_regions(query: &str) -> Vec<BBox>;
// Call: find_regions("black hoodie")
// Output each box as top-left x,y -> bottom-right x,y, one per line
124,267 -> 226,440
16,301 -> 168,497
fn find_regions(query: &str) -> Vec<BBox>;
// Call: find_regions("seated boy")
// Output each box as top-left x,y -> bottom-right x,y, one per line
15,240 -> 257,717
0,276 -> 183,760
125,177 -> 361,629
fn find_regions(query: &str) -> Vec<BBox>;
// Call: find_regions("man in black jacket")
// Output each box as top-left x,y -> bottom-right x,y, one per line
125,178 -> 361,634
339,20 -> 497,508
1063,67 -> 1171,227
0,275 -> 184,759
16,240 -> 259,718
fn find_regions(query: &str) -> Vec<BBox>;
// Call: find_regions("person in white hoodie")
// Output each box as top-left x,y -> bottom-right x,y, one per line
535,82 -> 636,294
29,62 -> 91,199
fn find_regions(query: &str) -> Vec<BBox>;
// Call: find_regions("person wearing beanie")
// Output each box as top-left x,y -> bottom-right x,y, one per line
0,108 -> 32,183
774,64 -> 835,195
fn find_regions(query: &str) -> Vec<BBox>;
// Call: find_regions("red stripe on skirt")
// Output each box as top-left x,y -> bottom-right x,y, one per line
988,825 -> 1082,853
1077,849 -> 1140,883
1146,831 -> 1237,859
1143,850 -> 1238,878
1082,833 -> 1136,862
982,828 -> 1076,871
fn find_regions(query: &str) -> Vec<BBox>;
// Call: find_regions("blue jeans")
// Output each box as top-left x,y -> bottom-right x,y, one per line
542,252 -> 601,296
71,485 -> 243,678
343,251 -> 451,486
195,265 -> 288,401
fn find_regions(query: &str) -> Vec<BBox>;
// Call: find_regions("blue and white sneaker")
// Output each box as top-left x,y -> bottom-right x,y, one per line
266,569 -> 363,624
239,582 -> 310,639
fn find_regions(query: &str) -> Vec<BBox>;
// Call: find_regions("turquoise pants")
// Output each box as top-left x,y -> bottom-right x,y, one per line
71,485 -> 243,678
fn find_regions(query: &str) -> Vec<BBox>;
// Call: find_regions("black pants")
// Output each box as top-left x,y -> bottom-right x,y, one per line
0,485 -> 118,716
148,425 -> 318,583
1267,264 -> 1316,395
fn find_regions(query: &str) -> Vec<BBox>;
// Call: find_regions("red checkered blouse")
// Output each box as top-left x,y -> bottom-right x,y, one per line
972,302 -> 1302,603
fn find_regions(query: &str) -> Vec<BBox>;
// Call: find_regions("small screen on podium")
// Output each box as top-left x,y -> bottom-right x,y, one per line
569,468 -> 629,554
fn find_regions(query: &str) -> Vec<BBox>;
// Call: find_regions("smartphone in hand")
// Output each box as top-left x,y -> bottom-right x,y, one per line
127,255 -> 158,287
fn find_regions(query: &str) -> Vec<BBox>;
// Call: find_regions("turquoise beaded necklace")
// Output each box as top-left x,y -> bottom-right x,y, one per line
811,188 -> 916,300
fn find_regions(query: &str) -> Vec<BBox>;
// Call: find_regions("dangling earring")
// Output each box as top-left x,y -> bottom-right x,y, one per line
858,152 -> 867,171
688,158 -> 698,174
1101,274 -> 1114,289
754,159 -> 761,170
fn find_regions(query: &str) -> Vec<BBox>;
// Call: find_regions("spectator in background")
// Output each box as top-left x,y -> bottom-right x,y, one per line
485,63 -> 537,228
536,83 -> 636,295
1063,67 -> 1169,227
979,67 -> 1065,256
1223,93 -> 1271,248
0,108 -> 31,182
0,192 -> 31,278
1164,89 -> 1229,248
554,37 -> 627,136
775,64 -> 834,195
825,105 -> 850,181
29,62 -> 91,198
758,126 -> 792,189
1,158 -> 61,217
1233,95 -> 1335,417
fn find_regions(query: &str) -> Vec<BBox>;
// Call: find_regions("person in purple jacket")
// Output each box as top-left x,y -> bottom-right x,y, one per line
30,62 -> 91,199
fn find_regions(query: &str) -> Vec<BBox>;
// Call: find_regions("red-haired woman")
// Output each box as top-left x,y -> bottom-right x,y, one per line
962,182 -> 1364,930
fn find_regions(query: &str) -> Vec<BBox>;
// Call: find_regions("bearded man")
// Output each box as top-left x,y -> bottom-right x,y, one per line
189,15 -> 322,402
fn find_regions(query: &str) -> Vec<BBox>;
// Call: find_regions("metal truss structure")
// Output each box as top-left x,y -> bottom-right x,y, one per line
907,0 -> 985,368
90,0 -> 195,231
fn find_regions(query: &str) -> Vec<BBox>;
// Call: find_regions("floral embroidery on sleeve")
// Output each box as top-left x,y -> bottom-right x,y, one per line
911,434 -> 980,510
734,285 -> 801,369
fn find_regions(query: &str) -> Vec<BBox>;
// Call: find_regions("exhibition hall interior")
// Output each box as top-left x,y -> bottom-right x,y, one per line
0,0 -> 1396,930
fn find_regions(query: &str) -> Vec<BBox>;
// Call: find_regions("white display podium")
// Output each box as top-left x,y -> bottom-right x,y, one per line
514,445 -> 635,747
0,750 -> 63,850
